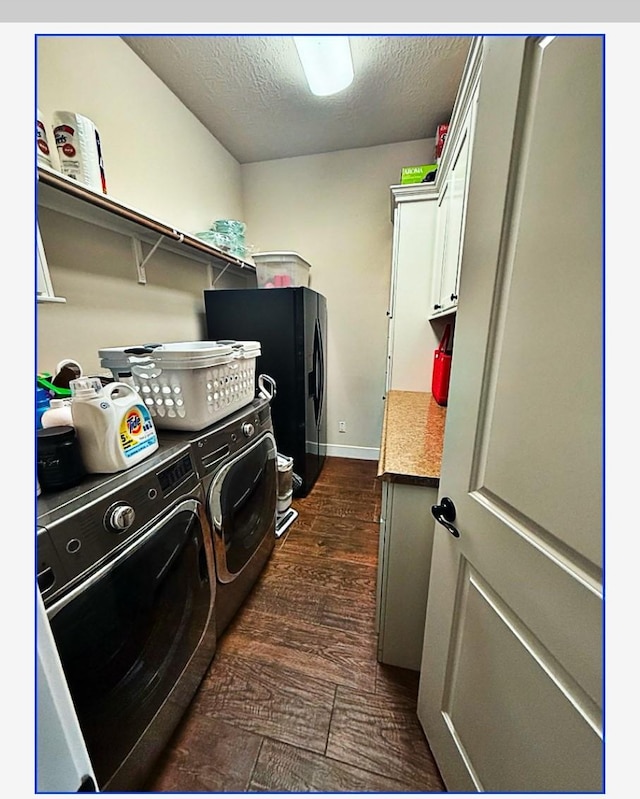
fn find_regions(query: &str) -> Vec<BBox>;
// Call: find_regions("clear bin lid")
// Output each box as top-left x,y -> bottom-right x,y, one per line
252,251 -> 312,270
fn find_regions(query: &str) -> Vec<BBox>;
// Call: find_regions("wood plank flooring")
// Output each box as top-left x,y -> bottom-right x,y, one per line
145,456 -> 446,793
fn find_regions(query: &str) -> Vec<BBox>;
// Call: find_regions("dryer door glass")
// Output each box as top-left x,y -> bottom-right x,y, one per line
210,432 -> 277,579
46,499 -> 213,790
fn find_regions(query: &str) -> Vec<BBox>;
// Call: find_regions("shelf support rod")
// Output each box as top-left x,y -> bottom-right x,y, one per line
132,234 -> 166,284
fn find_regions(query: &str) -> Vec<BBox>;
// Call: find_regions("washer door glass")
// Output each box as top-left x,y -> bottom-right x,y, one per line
209,432 -> 277,581
46,498 -> 213,790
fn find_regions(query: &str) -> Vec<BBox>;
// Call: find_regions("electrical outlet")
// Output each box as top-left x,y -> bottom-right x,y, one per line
338,421 -> 347,433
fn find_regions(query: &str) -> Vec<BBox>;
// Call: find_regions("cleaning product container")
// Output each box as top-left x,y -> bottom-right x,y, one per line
52,110 -> 107,194
70,377 -> 158,474
37,108 -> 53,168
36,386 -> 51,429
41,398 -> 74,428
37,426 -> 86,491
98,340 -> 261,432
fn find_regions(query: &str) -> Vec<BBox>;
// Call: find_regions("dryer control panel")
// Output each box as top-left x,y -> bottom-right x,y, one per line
190,397 -> 273,478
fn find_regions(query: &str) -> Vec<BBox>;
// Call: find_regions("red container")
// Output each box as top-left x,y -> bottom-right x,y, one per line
432,325 -> 452,406
435,123 -> 449,159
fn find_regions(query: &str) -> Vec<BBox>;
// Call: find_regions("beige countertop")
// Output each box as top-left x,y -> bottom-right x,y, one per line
377,390 -> 447,487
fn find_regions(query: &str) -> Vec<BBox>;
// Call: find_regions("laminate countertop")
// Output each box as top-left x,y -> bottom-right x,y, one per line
377,390 -> 447,487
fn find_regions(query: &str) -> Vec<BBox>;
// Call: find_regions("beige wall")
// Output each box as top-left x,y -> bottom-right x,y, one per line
38,35 -> 243,232
37,34 -> 436,455
37,209 -> 252,376
241,140 -> 435,454
37,35 -> 252,376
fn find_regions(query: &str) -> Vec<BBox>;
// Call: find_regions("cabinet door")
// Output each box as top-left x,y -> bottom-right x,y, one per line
375,480 -> 389,636
429,90 -> 479,319
384,209 -> 402,394
439,122 -> 472,312
376,481 -> 438,671
386,191 -> 439,392
430,182 -> 450,315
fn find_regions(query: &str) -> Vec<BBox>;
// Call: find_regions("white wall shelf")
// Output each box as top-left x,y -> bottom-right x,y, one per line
36,165 -> 256,287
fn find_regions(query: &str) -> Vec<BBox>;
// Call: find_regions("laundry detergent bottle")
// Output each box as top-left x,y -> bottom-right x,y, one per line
69,377 -> 158,473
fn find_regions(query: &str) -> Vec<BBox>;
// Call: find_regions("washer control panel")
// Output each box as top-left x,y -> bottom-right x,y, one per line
38,447 -> 198,605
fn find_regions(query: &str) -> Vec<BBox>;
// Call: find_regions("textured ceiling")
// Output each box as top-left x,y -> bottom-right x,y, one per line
122,34 -> 472,164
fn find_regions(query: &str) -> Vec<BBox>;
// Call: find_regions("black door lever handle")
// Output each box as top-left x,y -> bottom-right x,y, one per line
431,497 -> 460,538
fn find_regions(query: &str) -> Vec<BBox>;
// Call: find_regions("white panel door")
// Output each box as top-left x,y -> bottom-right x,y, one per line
417,35 -> 603,793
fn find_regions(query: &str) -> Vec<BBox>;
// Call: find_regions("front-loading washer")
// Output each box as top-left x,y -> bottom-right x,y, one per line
190,396 -> 277,636
37,438 -> 217,792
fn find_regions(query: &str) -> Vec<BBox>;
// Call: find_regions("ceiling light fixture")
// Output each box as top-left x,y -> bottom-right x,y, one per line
293,36 -> 354,97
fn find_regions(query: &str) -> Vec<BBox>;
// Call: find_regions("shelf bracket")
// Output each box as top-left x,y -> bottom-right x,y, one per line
132,234 -> 166,284
212,262 -> 230,287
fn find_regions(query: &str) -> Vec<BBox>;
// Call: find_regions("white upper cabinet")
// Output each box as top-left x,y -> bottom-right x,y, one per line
429,39 -> 482,320
385,184 -> 440,394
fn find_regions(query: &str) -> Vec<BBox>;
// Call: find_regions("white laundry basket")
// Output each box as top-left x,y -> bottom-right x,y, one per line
98,341 -> 261,431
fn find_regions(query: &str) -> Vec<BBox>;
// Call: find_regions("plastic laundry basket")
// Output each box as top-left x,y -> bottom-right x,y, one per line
98,341 -> 261,431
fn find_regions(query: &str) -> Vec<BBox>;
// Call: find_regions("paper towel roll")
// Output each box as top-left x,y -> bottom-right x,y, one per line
36,108 -> 53,168
52,111 -> 107,194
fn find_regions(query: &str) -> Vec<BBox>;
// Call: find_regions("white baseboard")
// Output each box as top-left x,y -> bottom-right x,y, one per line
323,443 -> 380,461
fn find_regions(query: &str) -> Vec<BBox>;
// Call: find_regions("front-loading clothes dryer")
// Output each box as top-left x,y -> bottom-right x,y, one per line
190,396 -> 277,636
37,440 -> 217,792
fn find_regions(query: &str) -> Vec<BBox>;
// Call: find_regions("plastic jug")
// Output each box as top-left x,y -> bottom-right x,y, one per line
69,377 -> 158,474
41,398 -> 74,428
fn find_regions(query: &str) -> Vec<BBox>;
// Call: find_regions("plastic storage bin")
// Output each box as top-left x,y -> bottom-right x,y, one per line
98,340 -> 261,431
253,251 -> 311,288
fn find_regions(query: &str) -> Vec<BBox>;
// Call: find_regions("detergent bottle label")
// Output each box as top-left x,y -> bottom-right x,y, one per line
119,404 -> 158,460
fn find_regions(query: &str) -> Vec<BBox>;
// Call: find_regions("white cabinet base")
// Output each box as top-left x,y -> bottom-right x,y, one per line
376,480 -> 438,671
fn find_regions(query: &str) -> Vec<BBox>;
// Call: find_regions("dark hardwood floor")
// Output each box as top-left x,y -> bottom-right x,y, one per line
145,456 -> 446,793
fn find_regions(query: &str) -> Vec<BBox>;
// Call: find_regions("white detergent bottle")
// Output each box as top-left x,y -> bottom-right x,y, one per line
69,377 -> 158,474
